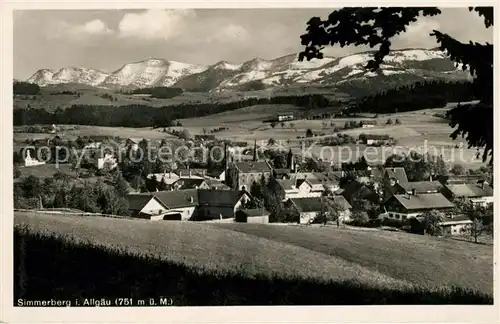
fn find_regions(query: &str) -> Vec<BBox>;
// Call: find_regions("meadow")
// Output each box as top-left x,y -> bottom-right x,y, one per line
13,212 -> 493,305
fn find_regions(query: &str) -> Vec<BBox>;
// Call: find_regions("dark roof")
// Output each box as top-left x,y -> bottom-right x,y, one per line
238,208 -> 270,217
438,174 -> 486,185
390,193 -> 454,211
175,168 -> 208,177
204,179 -> 230,189
127,194 -> 162,211
173,178 -> 207,189
235,161 -> 272,173
153,189 -> 199,208
445,183 -> 493,198
289,197 -> 324,213
273,168 -> 291,175
439,214 -> 472,224
359,134 -> 391,140
385,167 -> 408,183
198,189 -> 248,207
331,196 -> 352,210
276,179 -> 296,191
399,181 -> 442,193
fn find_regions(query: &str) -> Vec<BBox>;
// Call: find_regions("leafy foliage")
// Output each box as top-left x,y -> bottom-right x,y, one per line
299,7 -> 493,164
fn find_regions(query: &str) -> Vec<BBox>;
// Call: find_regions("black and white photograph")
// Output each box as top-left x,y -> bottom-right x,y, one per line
3,2 -> 497,318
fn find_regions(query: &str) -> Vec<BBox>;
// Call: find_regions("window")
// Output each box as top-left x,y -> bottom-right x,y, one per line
389,213 -> 393,218
395,214 -> 400,219
402,215 -> 407,220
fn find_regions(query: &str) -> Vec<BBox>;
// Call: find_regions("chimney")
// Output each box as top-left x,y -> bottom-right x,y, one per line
169,172 -> 172,179
189,170 -> 192,178
429,174 -> 433,181
481,182 -> 485,189
411,188 -> 416,196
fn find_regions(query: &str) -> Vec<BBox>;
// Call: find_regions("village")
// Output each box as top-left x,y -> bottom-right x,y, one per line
13,117 -> 493,241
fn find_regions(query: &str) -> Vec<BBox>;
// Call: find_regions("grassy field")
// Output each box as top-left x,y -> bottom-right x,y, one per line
13,212 -> 493,305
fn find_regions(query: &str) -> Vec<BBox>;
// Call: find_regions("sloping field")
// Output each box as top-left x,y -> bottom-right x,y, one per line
211,223 -> 493,294
13,212 -> 409,288
13,212 -> 493,305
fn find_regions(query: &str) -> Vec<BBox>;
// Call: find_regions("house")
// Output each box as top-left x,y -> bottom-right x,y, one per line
439,214 -> 473,236
276,179 -> 300,200
384,167 -> 409,185
358,134 -> 392,146
23,149 -> 46,167
277,112 -> 294,122
383,192 -> 454,222
405,214 -> 472,236
235,208 -> 270,224
204,179 -> 231,190
300,177 -> 325,196
361,120 -> 377,128
285,197 -> 324,224
313,171 -> 343,192
96,153 -> 118,170
148,172 -> 181,186
386,181 -> 443,196
126,138 -> 142,151
175,168 -> 208,178
195,189 -> 251,221
285,196 -> 352,224
172,178 -> 210,190
208,169 -> 226,182
331,195 -> 353,222
441,182 -> 493,206
127,189 -> 199,221
83,142 -> 102,150
228,161 -> 272,191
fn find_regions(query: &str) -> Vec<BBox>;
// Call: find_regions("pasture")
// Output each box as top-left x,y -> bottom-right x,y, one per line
13,212 -> 493,305
180,104 -> 486,168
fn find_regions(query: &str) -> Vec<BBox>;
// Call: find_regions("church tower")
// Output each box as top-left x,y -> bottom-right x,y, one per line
287,148 -> 295,173
253,140 -> 258,162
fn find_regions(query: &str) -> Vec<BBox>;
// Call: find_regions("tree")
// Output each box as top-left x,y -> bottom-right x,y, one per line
463,218 -> 484,243
268,138 -> 276,146
305,128 -> 314,138
450,163 -> 467,175
395,119 -> 402,125
13,166 -> 21,178
315,194 -> 343,226
299,7 -> 493,164
386,118 -> 393,125
421,210 -> 444,236
179,129 -> 192,141
289,122 -> 296,130
280,122 -> 285,128
270,122 -> 277,128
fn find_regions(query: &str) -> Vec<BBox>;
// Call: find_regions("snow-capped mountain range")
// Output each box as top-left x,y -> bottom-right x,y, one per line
27,48 -> 468,91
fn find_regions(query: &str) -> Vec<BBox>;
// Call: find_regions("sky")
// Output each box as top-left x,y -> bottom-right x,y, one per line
14,8 -> 493,80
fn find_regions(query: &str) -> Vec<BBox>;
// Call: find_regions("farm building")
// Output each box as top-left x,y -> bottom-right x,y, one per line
127,189 -> 252,221
441,182 -> 493,206
437,174 -> 487,185
277,112 -> 294,122
172,178 -> 210,190
361,120 -> 377,128
235,208 -> 270,224
195,189 -> 252,221
358,134 -> 392,145
405,214 -> 472,236
285,196 -> 352,224
383,192 -> 454,222
127,189 -> 198,221
386,181 -> 443,197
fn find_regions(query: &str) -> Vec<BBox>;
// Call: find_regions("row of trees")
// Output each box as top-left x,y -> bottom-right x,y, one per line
13,94 -> 334,127
349,80 -> 477,114
13,81 -> 41,95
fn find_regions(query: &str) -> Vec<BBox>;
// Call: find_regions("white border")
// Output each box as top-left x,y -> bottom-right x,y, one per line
1,1 -> 499,323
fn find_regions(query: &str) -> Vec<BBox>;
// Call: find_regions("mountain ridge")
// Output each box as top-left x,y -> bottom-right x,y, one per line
26,48 -> 470,91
